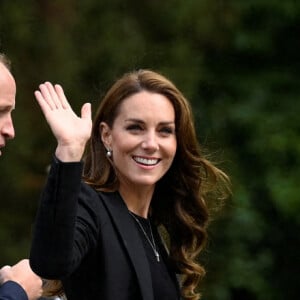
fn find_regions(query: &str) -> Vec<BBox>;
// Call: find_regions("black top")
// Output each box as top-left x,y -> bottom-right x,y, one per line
130,212 -> 180,300
30,159 -> 181,300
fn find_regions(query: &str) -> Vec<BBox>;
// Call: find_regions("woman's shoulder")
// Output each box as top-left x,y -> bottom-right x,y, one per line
79,185 -> 120,213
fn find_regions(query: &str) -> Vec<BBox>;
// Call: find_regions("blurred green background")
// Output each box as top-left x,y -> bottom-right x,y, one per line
0,1 -> 299,299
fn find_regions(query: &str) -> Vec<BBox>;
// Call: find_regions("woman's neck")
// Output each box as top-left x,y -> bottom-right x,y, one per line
119,184 -> 155,218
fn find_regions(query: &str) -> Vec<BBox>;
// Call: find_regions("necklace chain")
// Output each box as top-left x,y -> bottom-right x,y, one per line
129,211 -> 160,262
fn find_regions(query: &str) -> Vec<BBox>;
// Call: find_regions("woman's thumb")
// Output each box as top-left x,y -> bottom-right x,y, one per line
81,102 -> 92,120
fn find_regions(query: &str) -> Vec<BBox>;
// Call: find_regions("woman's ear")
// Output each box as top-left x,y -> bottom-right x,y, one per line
100,122 -> 112,149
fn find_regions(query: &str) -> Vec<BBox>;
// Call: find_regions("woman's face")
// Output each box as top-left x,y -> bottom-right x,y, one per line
101,91 -> 177,190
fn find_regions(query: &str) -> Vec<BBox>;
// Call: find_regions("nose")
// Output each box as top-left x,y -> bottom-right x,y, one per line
1,115 -> 15,140
141,131 -> 159,151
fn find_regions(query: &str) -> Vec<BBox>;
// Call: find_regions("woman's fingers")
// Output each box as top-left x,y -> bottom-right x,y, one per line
44,82 -> 62,109
34,90 -> 52,116
54,84 -> 71,109
34,82 -> 70,111
37,82 -> 58,110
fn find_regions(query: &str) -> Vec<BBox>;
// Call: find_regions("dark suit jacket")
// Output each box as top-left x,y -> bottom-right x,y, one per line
0,281 -> 28,300
30,159 -> 180,300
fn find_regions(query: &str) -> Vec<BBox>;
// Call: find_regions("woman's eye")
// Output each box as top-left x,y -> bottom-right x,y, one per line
160,127 -> 174,135
126,124 -> 143,131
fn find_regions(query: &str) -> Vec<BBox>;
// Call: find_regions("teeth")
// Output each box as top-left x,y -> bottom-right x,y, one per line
134,157 -> 159,166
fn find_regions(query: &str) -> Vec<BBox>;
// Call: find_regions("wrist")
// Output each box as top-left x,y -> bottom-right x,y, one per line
55,144 -> 85,162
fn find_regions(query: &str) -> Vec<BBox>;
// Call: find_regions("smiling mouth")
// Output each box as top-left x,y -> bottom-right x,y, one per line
133,156 -> 160,166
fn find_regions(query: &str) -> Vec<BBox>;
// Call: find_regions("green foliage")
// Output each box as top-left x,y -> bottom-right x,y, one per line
1,0 -> 299,299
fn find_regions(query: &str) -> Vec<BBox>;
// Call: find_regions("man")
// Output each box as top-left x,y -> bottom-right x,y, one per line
0,260 -> 42,300
0,53 -> 43,300
0,53 -> 15,155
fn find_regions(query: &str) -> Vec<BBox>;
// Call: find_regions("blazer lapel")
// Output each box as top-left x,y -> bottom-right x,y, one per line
100,191 -> 154,300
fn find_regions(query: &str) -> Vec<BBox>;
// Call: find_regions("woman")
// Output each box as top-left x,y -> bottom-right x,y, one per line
30,70 -> 230,300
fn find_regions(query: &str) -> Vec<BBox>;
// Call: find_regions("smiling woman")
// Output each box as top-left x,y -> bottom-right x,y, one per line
100,91 -> 177,190
30,69 -> 231,300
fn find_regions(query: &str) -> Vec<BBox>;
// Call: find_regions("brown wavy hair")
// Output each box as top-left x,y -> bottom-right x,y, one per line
83,69 -> 230,300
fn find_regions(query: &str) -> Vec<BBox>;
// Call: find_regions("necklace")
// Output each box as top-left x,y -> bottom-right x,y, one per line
129,211 -> 160,262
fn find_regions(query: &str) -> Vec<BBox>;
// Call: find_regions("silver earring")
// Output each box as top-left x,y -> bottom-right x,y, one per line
106,149 -> 112,157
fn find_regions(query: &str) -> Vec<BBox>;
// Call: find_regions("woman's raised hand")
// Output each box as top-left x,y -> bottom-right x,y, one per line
34,82 -> 92,162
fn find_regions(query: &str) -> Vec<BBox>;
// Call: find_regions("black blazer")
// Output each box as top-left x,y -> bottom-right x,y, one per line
30,159 -> 180,300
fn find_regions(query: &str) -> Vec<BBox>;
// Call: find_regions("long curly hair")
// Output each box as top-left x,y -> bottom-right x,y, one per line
83,69 -> 230,300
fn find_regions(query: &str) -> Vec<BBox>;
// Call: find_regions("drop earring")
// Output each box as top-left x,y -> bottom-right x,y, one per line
106,149 -> 112,157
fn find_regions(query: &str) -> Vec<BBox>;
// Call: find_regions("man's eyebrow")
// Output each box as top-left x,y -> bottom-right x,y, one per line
0,104 -> 15,111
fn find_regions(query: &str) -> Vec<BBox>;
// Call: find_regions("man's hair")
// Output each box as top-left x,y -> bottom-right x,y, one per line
0,53 -> 11,70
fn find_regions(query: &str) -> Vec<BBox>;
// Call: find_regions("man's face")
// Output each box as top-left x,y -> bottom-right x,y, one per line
0,62 -> 16,156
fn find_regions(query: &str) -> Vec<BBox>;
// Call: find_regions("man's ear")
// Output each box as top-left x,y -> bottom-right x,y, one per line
100,122 -> 112,149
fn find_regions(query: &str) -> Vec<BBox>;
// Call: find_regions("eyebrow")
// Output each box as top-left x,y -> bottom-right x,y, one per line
124,118 -> 175,125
